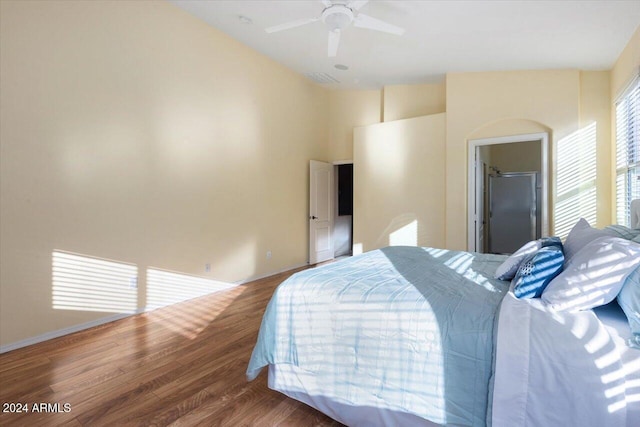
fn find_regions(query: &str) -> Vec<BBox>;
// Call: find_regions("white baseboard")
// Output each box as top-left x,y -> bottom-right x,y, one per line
0,310 -> 144,354
235,262 -> 309,285
0,262 -> 310,354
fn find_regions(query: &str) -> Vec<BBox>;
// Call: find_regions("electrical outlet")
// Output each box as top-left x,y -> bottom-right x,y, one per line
205,263 -> 211,272
266,250 -> 272,260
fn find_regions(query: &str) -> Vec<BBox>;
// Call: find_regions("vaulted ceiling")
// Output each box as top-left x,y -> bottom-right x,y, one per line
169,1 -> 640,89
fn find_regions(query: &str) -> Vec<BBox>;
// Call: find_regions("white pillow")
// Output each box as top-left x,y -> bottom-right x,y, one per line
542,236 -> 640,312
563,218 -> 607,263
494,240 -> 541,280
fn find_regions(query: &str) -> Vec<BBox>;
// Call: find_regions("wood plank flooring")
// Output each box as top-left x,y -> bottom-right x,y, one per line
0,266 -> 343,426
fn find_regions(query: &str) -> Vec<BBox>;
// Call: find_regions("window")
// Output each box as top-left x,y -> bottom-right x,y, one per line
615,75 -> 640,227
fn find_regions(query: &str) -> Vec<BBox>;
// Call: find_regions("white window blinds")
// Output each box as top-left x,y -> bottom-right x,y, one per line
616,74 -> 640,227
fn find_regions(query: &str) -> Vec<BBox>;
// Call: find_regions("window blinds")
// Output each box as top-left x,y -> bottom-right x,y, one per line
615,74 -> 640,227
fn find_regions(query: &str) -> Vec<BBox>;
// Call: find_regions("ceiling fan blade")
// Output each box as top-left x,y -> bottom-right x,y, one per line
350,0 -> 369,10
353,13 -> 405,35
328,30 -> 340,57
265,17 -> 319,33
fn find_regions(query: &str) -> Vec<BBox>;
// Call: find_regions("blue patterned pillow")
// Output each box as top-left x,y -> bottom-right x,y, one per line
512,246 -> 564,299
494,236 -> 563,280
540,236 -> 563,252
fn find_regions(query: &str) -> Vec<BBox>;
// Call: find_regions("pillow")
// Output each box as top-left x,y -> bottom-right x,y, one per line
563,218 -> 608,263
617,266 -> 640,349
542,236 -> 640,312
634,235 -> 640,244
494,237 -> 562,281
540,236 -> 563,250
512,246 -> 564,299
603,224 -> 640,241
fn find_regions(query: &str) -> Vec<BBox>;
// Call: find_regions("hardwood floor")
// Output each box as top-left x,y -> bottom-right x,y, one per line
0,267 -> 343,426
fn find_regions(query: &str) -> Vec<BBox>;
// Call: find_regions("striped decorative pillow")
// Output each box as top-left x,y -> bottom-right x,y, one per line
512,246 -> 564,299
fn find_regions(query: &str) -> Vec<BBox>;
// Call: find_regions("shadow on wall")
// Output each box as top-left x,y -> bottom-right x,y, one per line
389,217 -> 418,247
374,213 -> 442,249
555,122 -> 597,238
52,251 -> 138,313
52,250 -> 239,318
352,213 -> 440,255
384,214 -> 444,250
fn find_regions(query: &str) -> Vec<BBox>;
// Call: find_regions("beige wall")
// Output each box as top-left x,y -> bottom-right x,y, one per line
327,83 -> 446,161
351,53 -> 629,252
580,71 -> 612,228
328,89 -> 381,162
469,119 -> 551,141
353,114 -> 446,252
383,83 -> 446,122
611,26 -> 640,99
0,0 -> 328,346
445,70 -> 582,250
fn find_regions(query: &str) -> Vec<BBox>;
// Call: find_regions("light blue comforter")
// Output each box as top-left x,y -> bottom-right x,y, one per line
247,246 -> 509,426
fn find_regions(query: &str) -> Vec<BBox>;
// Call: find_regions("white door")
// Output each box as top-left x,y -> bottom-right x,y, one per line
309,160 -> 334,264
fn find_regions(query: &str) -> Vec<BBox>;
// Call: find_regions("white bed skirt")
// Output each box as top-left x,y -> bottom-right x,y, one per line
268,364 -> 441,427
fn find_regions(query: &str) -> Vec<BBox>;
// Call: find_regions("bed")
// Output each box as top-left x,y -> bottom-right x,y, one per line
247,220 -> 640,426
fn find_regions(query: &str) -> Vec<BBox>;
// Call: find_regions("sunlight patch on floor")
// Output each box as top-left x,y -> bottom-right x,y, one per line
145,284 -> 246,340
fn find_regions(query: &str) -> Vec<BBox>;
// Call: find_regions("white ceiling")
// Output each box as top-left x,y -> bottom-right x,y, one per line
168,0 -> 640,89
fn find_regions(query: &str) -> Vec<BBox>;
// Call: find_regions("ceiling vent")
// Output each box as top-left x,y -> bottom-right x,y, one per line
305,72 -> 340,84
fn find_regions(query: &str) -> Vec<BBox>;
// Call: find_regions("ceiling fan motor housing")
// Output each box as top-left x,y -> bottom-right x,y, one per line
322,5 -> 354,32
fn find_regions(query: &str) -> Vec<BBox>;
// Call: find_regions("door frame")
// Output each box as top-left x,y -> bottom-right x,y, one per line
333,160 -> 354,258
467,132 -> 549,252
475,158 -> 487,252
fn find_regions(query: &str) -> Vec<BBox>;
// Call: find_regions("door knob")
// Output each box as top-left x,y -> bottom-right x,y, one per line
310,215 -> 318,220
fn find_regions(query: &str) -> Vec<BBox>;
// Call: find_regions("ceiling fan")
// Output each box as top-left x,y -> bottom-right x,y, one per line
265,0 -> 405,57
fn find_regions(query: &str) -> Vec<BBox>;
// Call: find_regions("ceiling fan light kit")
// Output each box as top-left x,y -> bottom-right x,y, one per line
322,5 -> 353,32
265,0 -> 405,58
